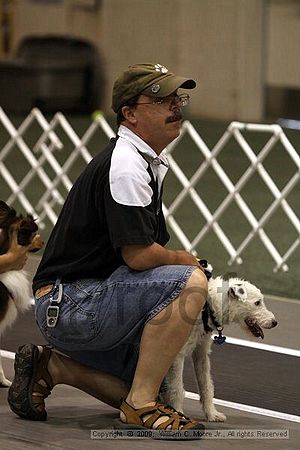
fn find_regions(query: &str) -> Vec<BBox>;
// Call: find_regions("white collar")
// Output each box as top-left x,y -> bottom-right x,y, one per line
118,125 -> 168,167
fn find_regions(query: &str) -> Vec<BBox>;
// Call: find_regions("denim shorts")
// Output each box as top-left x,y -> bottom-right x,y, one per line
35,264 -> 195,384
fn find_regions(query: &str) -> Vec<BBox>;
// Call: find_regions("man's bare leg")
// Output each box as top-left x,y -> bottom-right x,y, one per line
8,345 -> 129,420
47,352 -> 129,409
122,268 -> 207,423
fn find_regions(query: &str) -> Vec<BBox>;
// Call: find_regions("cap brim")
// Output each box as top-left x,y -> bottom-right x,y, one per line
142,75 -> 196,98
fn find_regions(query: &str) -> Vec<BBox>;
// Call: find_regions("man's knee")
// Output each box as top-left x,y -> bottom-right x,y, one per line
186,267 -> 208,293
182,268 -> 208,310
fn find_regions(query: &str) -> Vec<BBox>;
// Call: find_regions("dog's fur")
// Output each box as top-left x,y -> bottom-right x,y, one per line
162,276 -> 277,422
0,201 -> 43,387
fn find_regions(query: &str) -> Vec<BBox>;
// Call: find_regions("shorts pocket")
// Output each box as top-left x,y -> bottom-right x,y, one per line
36,288 -> 97,349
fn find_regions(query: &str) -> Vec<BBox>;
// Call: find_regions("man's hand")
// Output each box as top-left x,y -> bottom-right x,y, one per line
173,250 -> 205,270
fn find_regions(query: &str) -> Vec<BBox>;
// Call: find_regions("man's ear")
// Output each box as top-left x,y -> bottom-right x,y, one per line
121,106 -> 137,124
228,284 -> 247,302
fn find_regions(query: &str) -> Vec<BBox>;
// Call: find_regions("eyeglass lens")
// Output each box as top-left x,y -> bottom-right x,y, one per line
160,94 -> 189,107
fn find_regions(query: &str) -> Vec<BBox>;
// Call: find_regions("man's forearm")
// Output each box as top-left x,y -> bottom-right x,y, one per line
121,242 -> 201,271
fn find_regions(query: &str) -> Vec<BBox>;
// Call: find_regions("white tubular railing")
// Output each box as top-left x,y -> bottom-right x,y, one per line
164,120 -> 299,272
0,111 -> 299,272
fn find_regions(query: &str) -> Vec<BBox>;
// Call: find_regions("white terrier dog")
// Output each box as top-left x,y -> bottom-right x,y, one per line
162,276 -> 277,422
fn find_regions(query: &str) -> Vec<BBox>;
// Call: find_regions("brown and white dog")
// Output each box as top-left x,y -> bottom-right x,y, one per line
0,201 -> 43,387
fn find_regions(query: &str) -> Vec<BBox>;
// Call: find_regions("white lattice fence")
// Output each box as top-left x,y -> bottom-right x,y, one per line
0,108 -> 299,272
164,121 -> 300,272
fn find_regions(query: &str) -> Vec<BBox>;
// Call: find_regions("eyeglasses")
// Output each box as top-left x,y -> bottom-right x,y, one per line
134,93 -> 190,108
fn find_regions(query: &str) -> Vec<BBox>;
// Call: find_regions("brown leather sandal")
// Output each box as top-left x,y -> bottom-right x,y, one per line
8,344 -> 53,421
114,399 -> 205,434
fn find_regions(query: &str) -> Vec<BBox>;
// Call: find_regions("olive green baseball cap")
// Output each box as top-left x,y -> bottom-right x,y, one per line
112,63 -> 196,112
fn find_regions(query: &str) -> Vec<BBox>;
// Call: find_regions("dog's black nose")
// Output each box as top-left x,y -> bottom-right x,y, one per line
272,320 -> 278,327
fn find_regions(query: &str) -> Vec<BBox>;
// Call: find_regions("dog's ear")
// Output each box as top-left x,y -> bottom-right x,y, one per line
0,200 -> 16,226
19,218 -> 38,233
0,227 -> 10,254
17,218 -> 38,246
228,284 -> 247,302
0,200 -> 10,214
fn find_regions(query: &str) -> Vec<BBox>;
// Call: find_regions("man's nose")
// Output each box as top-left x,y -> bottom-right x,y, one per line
169,103 -> 181,113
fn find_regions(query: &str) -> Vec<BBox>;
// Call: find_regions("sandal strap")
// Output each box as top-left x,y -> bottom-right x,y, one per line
120,399 -> 158,425
32,383 -> 51,397
181,420 -> 202,430
164,404 -> 189,419
33,346 -> 53,398
144,410 -> 162,428
120,399 -> 201,430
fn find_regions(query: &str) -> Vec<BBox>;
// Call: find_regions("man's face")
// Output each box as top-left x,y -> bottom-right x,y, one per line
128,91 -> 184,153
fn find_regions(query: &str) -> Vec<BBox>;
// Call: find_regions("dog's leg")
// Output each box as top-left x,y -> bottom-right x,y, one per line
0,350 -> 11,387
163,354 -> 186,412
192,336 -> 226,422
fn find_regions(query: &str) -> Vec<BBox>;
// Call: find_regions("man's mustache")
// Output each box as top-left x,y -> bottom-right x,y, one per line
165,112 -> 183,123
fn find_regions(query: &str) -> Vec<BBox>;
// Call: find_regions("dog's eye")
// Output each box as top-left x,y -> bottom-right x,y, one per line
255,300 -> 261,306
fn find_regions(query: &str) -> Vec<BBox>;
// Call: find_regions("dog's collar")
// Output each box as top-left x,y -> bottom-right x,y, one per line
202,302 -> 221,332
202,302 -> 227,345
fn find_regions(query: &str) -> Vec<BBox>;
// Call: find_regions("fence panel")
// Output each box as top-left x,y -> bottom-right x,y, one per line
0,108 -> 299,272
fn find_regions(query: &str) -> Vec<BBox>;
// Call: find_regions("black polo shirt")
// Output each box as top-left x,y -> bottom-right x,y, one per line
33,125 -> 170,292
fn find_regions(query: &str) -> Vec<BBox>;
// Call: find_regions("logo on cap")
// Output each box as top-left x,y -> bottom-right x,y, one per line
154,64 -> 168,74
151,84 -> 161,93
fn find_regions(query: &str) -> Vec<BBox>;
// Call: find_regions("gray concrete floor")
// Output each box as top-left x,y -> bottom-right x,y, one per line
1,359 -> 299,450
